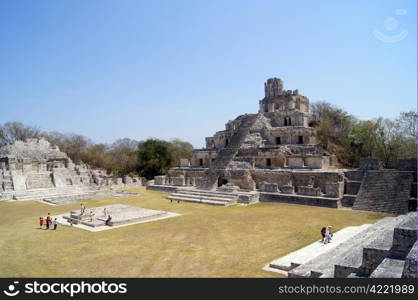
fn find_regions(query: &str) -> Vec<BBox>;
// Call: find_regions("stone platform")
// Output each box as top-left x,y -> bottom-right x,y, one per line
57,204 -> 180,232
42,191 -> 140,206
259,192 -> 341,208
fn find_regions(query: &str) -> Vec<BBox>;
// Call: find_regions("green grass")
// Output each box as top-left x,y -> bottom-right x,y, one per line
0,187 -> 388,277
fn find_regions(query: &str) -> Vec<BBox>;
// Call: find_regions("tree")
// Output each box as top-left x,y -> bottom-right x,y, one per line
311,101 -> 357,165
397,111 -> 416,139
43,132 -> 91,164
80,144 -> 109,170
107,138 -> 140,176
0,122 -> 42,146
168,138 -> 194,167
137,139 -> 174,179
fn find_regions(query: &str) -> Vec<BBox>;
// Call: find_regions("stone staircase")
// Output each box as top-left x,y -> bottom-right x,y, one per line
352,171 -> 413,214
282,212 -> 417,278
266,224 -> 372,273
197,114 -> 259,190
2,186 -> 95,202
341,170 -> 364,207
167,189 -> 238,206
26,172 -> 55,189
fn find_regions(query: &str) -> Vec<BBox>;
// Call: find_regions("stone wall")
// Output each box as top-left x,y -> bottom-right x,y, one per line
250,170 -> 344,197
260,192 -> 340,208
359,158 -> 382,170
353,171 -> 413,214
402,241 -> 417,278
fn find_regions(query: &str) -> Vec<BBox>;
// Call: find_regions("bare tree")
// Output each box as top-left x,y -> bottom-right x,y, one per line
0,122 -> 42,146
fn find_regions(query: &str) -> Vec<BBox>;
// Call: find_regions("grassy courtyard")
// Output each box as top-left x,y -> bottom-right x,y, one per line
0,187 -> 388,278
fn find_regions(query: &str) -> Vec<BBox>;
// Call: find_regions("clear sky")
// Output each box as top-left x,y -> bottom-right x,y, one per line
0,0 -> 416,148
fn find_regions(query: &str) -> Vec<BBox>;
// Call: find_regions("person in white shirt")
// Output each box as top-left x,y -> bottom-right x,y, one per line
53,218 -> 58,230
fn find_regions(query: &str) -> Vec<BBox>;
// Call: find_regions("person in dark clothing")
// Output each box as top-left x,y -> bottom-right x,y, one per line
105,215 -> 112,226
46,213 -> 51,229
320,227 -> 326,243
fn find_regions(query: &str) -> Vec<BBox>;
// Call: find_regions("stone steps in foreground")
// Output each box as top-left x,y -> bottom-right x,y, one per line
268,224 -> 372,273
369,258 -> 405,278
288,214 -> 410,278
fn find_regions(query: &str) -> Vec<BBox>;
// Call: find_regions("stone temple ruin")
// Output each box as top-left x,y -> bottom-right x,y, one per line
0,138 -> 143,203
148,78 -> 417,215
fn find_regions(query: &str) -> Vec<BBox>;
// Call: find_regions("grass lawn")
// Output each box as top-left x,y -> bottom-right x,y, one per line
0,187 -> 388,278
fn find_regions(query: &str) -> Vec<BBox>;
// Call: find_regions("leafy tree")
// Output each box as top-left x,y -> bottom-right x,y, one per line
168,138 -> 194,167
137,139 -> 174,179
80,143 -> 109,170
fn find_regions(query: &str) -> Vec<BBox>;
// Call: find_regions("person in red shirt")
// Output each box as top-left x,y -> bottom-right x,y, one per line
39,217 -> 44,229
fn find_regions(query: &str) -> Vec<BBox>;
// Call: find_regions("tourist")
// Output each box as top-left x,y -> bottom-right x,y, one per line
105,215 -> 112,226
39,217 -> 44,229
103,208 -> 107,217
324,226 -> 332,244
328,226 -> 333,238
46,213 -> 51,230
80,203 -> 86,215
89,210 -> 94,222
320,227 -> 326,243
53,218 -> 58,230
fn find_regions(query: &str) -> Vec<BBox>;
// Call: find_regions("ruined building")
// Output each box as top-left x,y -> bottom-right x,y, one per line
148,78 -> 416,214
0,138 -> 142,201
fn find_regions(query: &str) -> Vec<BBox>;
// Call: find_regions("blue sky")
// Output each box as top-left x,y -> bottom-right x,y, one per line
0,0 -> 416,148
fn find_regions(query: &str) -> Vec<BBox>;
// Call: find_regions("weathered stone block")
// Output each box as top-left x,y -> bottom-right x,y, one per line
288,157 -> 304,168
172,176 -> 185,186
12,174 -> 27,191
281,185 -> 295,194
402,242 -> 417,278
263,182 -> 279,193
52,172 -> 66,188
304,157 -> 323,169
297,186 -> 322,196
217,183 -> 240,193
359,158 -> 382,170
180,159 -> 190,167
325,182 -> 344,198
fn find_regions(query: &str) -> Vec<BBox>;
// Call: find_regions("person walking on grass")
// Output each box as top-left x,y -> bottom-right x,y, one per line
53,218 -> 58,230
46,213 -> 51,230
39,217 -> 44,229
